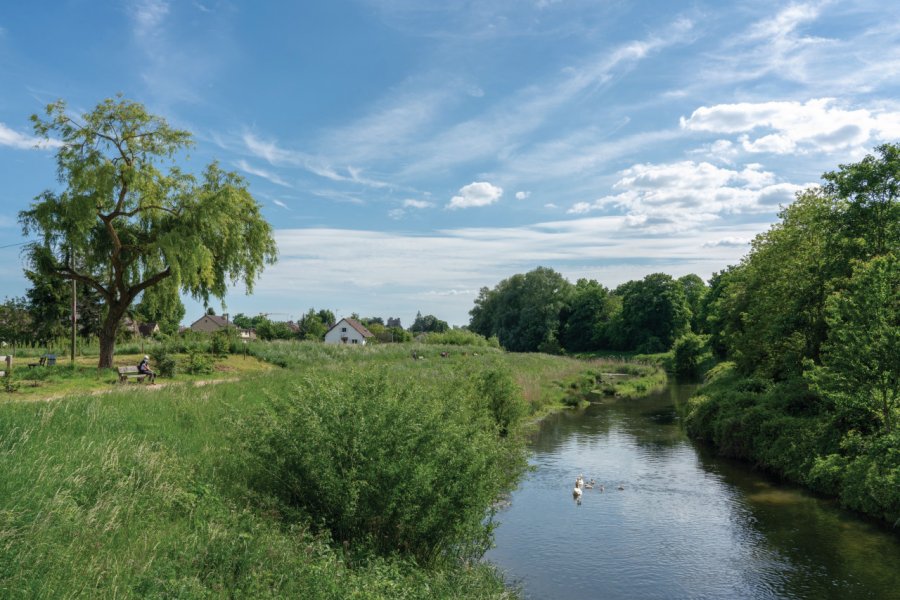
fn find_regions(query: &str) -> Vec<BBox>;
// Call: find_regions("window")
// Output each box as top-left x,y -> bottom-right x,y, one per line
341,327 -> 347,332
351,339 -> 358,344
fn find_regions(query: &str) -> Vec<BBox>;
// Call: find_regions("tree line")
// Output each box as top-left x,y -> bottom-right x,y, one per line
682,144 -> 898,523
469,266 -> 707,355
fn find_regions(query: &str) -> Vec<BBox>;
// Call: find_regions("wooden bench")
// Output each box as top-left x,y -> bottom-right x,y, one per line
117,365 -> 148,384
0,355 -> 10,378
28,354 -> 57,367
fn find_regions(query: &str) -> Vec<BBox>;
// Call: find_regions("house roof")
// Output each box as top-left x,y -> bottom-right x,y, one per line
326,317 -> 374,338
138,322 -> 159,336
190,314 -> 231,328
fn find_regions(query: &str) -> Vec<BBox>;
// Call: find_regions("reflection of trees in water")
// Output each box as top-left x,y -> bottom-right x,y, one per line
693,431 -> 900,598
532,382 -> 699,455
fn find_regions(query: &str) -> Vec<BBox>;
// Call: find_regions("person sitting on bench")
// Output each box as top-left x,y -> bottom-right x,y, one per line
138,355 -> 156,383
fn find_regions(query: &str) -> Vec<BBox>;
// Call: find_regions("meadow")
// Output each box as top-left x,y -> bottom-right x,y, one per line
0,340 -> 664,598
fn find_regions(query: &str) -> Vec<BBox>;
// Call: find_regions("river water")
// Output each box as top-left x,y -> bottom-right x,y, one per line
484,382 -> 900,599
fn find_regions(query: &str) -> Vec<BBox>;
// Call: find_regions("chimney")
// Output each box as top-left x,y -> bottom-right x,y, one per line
224,313 -> 230,324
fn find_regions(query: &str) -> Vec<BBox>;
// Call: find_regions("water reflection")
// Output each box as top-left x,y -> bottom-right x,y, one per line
486,383 -> 900,599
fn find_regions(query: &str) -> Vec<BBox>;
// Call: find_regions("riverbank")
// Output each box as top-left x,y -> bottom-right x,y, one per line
682,362 -> 900,526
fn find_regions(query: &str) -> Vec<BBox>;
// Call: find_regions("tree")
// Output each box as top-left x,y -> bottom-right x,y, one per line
469,267 -> 572,352
822,143 -> 900,258
619,273 -> 689,352
558,278 -> 610,352
409,311 -> 450,334
677,274 -> 707,333
806,254 -> 899,432
298,308 -> 328,340
134,277 -> 185,335
0,297 -> 32,347
20,97 -> 277,367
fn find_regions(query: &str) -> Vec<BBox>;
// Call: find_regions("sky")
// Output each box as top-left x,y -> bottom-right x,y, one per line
1,1 -> 899,327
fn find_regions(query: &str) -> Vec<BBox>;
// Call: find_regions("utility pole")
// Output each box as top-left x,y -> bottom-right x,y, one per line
70,250 -> 76,364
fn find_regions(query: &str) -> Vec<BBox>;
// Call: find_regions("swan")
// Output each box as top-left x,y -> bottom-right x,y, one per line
575,474 -> 585,489
573,486 -> 583,498
617,484 -> 625,491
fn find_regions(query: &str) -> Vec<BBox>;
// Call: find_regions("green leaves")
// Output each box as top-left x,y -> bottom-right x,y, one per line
806,253 -> 900,433
19,96 -> 277,366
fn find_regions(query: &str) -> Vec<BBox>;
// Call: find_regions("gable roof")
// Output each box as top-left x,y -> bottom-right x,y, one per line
190,314 -> 231,328
326,317 -> 374,338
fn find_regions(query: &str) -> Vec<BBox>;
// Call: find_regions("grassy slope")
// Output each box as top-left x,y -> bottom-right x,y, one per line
0,342 -> 663,598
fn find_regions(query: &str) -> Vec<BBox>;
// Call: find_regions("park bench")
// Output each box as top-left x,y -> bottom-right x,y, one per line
117,365 -> 148,384
0,355 -> 10,378
27,354 -> 56,368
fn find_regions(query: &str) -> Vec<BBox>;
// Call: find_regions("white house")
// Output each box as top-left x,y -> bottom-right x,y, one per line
324,318 -> 374,345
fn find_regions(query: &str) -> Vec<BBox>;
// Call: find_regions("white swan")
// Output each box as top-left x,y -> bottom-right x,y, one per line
573,486 -> 583,498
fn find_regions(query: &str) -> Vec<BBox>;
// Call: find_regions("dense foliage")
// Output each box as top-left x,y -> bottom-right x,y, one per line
683,144 -> 900,523
469,267 -> 705,354
19,96 -> 277,367
243,368 -> 527,564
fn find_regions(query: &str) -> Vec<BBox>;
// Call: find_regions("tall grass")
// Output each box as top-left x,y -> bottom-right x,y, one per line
0,363 -> 520,597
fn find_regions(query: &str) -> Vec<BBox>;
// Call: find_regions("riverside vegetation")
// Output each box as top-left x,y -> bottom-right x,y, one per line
682,145 -> 899,525
0,339 -> 663,598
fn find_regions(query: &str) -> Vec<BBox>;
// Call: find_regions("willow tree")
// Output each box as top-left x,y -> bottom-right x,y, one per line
20,97 -> 278,367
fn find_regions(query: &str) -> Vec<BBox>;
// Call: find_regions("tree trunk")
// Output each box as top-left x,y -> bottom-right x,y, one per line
97,302 -> 129,369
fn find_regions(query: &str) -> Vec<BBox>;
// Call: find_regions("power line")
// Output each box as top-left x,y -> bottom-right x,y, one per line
0,241 -> 34,249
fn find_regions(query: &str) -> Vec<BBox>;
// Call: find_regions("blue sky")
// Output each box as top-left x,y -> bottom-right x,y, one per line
2,1 -> 899,327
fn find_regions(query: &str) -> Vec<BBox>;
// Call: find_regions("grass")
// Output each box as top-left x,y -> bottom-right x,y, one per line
2,353 -> 274,401
0,340 -> 664,598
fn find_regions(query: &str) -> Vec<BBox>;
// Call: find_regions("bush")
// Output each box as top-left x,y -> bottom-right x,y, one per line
478,368 -> 527,436
153,348 -> 178,378
182,347 -> 214,375
210,330 -> 234,357
423,329 -> 498,347
672,333 -> 707,377
241,369 -> 527,564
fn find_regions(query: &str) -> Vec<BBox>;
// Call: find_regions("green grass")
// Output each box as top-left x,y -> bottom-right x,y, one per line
2,353 -> 273,401
0,341 -> 663,598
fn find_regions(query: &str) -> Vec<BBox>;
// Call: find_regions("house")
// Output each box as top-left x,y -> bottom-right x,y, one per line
138,322 -> 160,337
324,317 -> 374,345
190,314 -> 232,333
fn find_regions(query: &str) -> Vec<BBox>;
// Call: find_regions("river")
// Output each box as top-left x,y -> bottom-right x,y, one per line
484,382 -> 900,599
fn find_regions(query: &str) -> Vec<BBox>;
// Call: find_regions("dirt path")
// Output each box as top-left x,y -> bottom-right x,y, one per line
7,377 -> 242,403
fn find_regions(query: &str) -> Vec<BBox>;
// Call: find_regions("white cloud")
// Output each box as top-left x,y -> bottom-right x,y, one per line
252,217 -> 764,325
703,237 -> 750,248
544,203 -> 559,209
403,198 -> 434,209
0,123 -> 61,150
235,159 -> 292,188
243,132 -> 395,189
515,191 -> 530,200
272,199 -> 289,209
388,208 -> 405,220
131,0 -> 169,38
681,99 -> 900,154
447,181 -> 503,209
567,161 -> 810,232
743,2 -> 821,43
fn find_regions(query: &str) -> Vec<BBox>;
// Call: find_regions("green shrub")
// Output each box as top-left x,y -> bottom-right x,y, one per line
241,369 -> 527,565
210,330 -> 234,356
182,347 -> 214,375
153,348 -> 178,378
672,333 -> 707,377
478,368 -> 527,436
